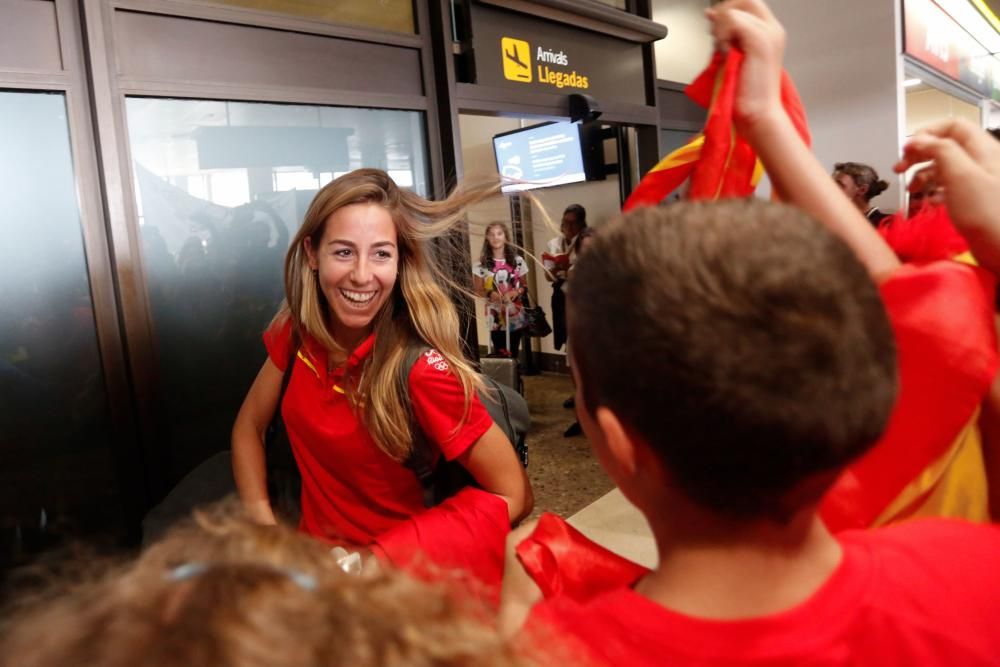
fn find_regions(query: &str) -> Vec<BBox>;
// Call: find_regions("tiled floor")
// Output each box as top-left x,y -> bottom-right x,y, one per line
521,373 -> 614,519
569,489 -> 658,568
522,373 -> 657,567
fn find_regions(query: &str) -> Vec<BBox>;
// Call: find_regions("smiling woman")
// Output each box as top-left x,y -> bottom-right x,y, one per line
231,169 -> 533,586
304,203 -> 400,347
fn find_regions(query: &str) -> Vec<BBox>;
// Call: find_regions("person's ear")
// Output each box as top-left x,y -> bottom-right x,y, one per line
595,407 -> 638,477
304,237 -> 319,271
857,182 -> 870,198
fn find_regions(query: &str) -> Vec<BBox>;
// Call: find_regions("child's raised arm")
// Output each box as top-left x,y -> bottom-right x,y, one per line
707,0 -> 900,281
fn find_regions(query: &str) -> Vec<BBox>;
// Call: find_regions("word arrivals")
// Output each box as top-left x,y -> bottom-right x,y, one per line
537,47 -> 569,66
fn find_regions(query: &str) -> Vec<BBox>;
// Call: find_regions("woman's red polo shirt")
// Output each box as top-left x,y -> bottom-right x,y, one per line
264,321 -> 493,546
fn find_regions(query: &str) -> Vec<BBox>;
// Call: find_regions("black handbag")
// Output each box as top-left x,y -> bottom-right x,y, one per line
141,343 -> 301,544
524,305 -> 553,338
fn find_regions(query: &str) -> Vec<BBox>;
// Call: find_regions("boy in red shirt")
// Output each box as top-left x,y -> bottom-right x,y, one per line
500,1 -> 1000,663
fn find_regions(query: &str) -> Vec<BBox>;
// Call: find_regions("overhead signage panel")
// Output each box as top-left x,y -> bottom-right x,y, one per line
470,3 -> 647,106
905,0 -> 1000,100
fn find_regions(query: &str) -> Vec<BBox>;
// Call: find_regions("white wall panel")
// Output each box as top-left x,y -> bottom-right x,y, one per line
768,0 -> 904,211
651,0 -> 713,84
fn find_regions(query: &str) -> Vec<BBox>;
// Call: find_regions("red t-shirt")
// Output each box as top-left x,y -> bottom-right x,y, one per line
527,519 -> 1000,666
264,320 -> 493,546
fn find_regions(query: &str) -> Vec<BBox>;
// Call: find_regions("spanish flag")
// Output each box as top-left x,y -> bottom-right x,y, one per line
821,205 -> 996,530
820,261 -> 998,530
623,50 -> 809,210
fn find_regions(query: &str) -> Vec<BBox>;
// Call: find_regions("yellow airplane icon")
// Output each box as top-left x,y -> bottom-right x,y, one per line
501,37 -> 532,83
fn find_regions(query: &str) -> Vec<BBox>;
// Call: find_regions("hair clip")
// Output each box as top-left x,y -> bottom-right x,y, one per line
165,562 -> 317,591
166,562 -> 209,582
329,547 -> 363,575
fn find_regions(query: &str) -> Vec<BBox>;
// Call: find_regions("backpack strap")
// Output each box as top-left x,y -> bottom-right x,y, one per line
400,345 -> 441,508
268,332 -> 300,435
265,329 -> 302,521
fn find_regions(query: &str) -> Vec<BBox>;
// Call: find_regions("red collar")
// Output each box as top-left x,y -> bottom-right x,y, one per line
299,331 -> 375,380
346,333 -> 376,369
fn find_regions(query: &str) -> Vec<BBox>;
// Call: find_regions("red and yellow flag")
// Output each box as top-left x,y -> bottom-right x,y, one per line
820,262 -> 998,530
623,50 -> 809,210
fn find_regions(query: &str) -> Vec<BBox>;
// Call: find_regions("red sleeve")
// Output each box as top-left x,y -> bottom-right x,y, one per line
262,317 -> 293,372
408,349 -> 493,461
372,486 -> 510,593
821,261 -> 998,530
516,513 -> 649,603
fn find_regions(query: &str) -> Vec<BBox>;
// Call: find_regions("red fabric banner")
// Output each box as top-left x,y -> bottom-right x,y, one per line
623,50 -> 810,210
516,513 -> 648,601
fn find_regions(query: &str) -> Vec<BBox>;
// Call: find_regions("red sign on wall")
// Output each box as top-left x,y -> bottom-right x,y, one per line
904,0 -> 999,99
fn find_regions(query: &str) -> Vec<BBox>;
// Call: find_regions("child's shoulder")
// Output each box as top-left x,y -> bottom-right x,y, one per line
843,519 -> 1000,598
848,518 -> 1000,556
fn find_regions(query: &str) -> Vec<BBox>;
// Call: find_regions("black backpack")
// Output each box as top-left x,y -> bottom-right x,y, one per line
141,345 -> 301,544
401,346 -> 530,507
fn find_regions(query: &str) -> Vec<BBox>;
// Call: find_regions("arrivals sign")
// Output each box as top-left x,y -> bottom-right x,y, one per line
471,4 -> 647,106
904,0 -> 1000,100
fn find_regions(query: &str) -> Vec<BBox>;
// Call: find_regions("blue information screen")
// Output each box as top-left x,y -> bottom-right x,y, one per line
493,121 -> 586,193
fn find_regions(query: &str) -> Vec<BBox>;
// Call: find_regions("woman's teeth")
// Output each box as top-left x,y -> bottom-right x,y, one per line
340,289 -> 377,306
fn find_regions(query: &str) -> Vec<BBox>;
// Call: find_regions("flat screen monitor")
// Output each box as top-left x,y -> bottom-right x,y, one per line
493,121 -> 586,194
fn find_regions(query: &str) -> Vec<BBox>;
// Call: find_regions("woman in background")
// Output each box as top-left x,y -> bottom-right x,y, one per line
833,161 -> 891,226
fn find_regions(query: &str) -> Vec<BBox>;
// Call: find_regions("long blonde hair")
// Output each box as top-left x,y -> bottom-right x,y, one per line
277,169 -> 497,460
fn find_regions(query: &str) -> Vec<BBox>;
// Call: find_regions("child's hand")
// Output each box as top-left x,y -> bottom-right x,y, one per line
706,0 -> 786,136
895,119 -> 1000,274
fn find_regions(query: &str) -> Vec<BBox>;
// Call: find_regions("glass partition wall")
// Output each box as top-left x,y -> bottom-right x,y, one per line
0,91 -> 120,568
0,0 -> 440,570
125,98 -> 428,483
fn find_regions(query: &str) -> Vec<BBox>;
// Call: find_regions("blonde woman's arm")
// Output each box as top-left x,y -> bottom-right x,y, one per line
458,423 -> 534,523
231,360 -> 283,525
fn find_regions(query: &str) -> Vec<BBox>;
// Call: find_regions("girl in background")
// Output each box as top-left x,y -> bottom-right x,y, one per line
473,223 -> 530,359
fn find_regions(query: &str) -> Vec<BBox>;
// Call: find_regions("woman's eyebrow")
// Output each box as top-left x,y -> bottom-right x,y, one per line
325,239 -> 397,251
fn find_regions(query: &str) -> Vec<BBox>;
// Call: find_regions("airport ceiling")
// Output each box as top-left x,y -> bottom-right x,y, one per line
975,0 -> 1000,29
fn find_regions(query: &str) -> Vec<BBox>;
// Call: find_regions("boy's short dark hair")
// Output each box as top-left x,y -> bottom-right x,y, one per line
567,199 -> 897,522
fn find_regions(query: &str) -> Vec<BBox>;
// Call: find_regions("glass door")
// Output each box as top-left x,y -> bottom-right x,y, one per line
0,90 -> 122,568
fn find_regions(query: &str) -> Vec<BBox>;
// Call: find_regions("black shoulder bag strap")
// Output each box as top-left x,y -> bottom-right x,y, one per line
265,332 -> 301,521
400,345 -> 479,508
399,345 -> 439,507
266,337 -> 299,441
